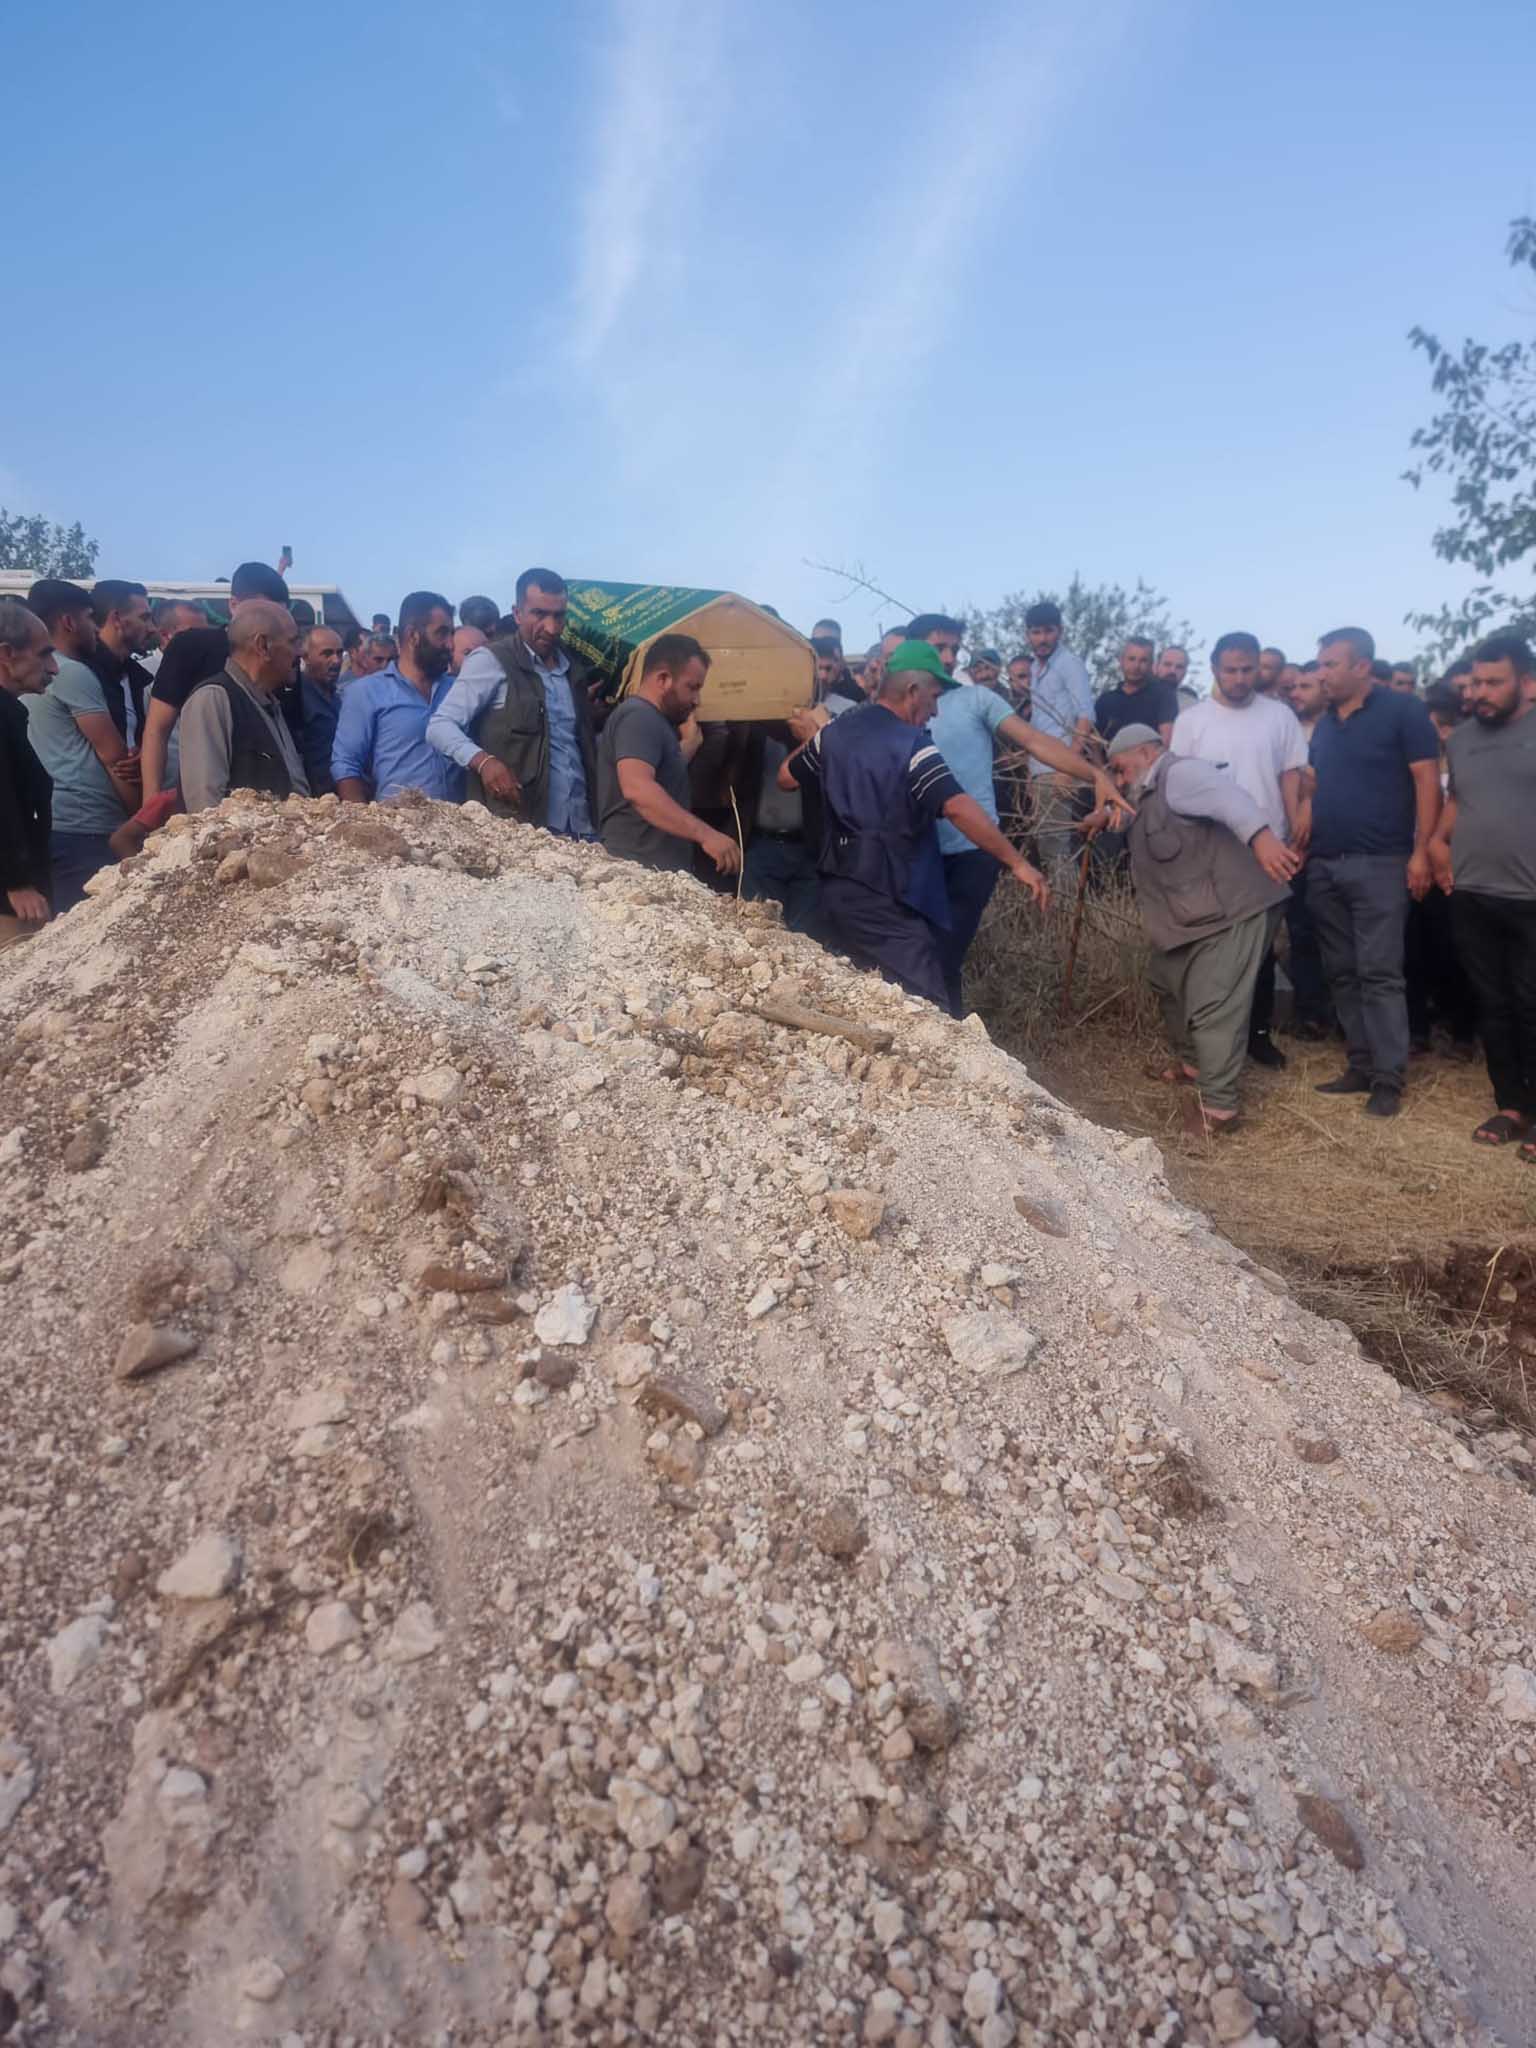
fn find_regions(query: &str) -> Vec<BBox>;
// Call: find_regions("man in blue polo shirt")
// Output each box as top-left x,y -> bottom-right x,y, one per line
1307,625 -> 1441,1117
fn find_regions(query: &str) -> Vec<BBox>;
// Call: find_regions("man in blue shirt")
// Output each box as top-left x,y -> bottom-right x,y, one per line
297,625 -> 344,796
426,568 -> 596,837
1025,600 -> 1098,886
785,642 -> 1048,1012
332,592 -> 464,804
1307,625 -> 1442,1117
930,673 -> 1127,1014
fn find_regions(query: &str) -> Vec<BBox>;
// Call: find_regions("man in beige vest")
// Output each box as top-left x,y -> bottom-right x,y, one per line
1103,725 -> 1300,1135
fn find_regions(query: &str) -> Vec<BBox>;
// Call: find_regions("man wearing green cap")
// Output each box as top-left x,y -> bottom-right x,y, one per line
781,641 -> 1050,1011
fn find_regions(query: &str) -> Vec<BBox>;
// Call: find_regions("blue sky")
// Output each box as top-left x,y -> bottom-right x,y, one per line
6,0 -> 1533,665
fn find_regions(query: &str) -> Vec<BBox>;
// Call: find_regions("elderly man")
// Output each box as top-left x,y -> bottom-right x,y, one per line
141,561 -> 291,799
428,568 -> 597,834
179,600 -> 308,811
0,603 -> 58,945
1102,724 -> 1299,1134
782,641 -> 1049,1011
333,593 -> 462,803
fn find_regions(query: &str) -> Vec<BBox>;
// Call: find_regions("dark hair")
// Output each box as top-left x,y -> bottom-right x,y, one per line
812,617 -> 841,638
398,591 -> 453,639
642,632 -> 710,680
25,578 -> 94,628
1423,682 -> 1465,721
1211,631 -> 1260,663
460,594 -> 501,634
1160,643 -> 1188,657
810,635 -> 842,660
908,613 -> 963,641
515,567 -> 566,606
230,560 -> 290,604
1300,659 -> 1320,673
1319,625 -> 1376,665
1471,631 -> 1536,677
1445,657 -> 1474,679
289,597 -> 317,628
152,596 -> 203,629
1123,635 -> 1154,654
1390,660 -> 1417,676
1368,658 -> 1393,684
1261,645 -> 1285,663
89,578 -> 148,625
340,623 -> 363,653
1024,601 -> 1062,630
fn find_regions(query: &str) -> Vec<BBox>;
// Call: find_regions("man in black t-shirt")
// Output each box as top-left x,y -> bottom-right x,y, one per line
595,635 -> 741,876
1095,637 -> 1178,747
140,561 -> 289,799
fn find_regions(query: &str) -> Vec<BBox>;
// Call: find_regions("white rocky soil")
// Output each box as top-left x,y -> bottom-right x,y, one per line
1,789 -> 1534,2048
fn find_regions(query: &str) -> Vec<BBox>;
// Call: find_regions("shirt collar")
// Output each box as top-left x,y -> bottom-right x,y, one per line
523,638 -> 570,677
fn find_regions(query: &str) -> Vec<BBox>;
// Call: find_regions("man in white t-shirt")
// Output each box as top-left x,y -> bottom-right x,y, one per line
1170,631 -> 1310,1068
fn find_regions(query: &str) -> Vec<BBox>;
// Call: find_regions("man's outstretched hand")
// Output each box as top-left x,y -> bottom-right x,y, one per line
1007,857 -> 1051,913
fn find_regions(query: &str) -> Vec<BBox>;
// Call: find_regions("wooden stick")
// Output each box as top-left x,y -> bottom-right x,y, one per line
752,999 -> 894,1055
1058,841 -> 1094,1021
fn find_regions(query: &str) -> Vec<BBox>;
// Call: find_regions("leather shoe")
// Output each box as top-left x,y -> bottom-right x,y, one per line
1365,1085 -> 1402,1118
1247,1033 -> 1287,1070
1314,1071 -> 1371,1095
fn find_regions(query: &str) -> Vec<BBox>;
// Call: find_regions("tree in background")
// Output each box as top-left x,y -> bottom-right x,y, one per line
1405,217 -> 1536,658
964,573 -> 1197,688
0,508 -> 99,580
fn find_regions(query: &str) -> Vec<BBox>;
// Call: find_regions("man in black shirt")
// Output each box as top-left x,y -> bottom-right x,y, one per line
140,561 -> 290,799
84,580 -> 157,746
1095,637 -> 1178,747
0,602 -> 57,946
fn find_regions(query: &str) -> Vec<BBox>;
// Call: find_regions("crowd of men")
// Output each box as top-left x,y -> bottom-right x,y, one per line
1,563 -> 1533,1156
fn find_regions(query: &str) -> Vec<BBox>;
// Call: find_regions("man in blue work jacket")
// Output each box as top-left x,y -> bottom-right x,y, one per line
784,640 -> 1050,1010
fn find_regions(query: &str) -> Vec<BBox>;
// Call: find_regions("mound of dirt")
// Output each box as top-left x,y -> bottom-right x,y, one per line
1,789 -> 1534,2047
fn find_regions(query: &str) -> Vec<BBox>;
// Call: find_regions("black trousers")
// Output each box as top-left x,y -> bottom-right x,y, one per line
1406,889 -> 1477,1043
821,877 -> 949,1011
1452,890 -> 1536,1116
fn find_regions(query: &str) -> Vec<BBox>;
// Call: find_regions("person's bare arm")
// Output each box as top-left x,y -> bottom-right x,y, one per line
73,709 -> 138,812
615,757 -> 741,873
139,697 -> 179,800
1280,765 -> 1310,854
996,714 -> 1132,826
1406,759 -> 1443,901
941,793 -> 1049,909
1429,794 -> 1457,893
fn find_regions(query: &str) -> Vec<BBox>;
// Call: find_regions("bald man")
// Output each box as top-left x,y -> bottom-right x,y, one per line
179,600 -> 308,811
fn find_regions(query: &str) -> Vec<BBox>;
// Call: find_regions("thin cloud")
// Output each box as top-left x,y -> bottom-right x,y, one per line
768,0 -> 1131,558
570,0 -> 728,365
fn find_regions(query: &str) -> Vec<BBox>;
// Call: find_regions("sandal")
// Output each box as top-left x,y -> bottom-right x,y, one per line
1519,1139 -> 1536,1166
1181,1097 -> 1242,1138
1147,1062 -> 1199,1086
1474,1113 -> 1530,1147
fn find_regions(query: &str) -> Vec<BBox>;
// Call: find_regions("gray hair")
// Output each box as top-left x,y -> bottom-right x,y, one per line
228,598 -> 298,653
0,600 -> 45,653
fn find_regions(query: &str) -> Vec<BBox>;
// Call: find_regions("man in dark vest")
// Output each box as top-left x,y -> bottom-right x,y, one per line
1104,723 -> 1299,1134
179,600 -> 308,811
783,640 -> 1049,1011
426,567 -> 599,837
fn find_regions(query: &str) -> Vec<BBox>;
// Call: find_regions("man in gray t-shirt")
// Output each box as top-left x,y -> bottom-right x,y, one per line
1430,632 -> 1536,1147
595,634 -> 742,878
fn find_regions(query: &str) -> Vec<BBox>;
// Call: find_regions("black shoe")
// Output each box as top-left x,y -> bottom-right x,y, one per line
1290,1018 -> 1329,1043
1247,1033 -> 1287,1070
1365,1085 -> 1402,1118
1315,1070 -> 1372,1095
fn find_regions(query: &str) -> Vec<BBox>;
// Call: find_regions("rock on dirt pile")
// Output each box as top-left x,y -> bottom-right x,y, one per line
1,789 -> 1534,2048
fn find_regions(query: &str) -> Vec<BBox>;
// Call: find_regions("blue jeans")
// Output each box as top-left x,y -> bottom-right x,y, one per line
937,850 -> 1001,1016
49,830 -> 117,913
